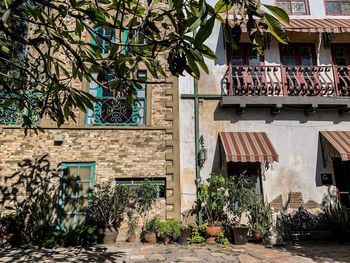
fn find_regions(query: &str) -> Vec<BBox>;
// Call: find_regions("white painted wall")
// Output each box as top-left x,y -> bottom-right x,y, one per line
179,0 -> 350,213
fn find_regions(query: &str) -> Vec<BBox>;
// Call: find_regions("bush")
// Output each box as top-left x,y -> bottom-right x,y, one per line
144,216 -> 160,233
155,219 -> 182,241
324,200 -> 350,241
42,224 -> 99,248
277,206 -> 316,244
187,223 -> 207,244
248,198 -> 273,243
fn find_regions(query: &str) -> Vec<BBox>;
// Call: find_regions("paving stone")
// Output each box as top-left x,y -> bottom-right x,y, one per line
210,252 -> 226,257
238,254 -> 261,263
130,255 -> 146,260
177,256 -> 201,262
148,254 -> 166,261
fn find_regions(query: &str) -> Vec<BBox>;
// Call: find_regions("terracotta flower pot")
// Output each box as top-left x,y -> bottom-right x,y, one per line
205,225 -> 222,244
103,224 -> 118,244
164,235 -> 172,244
205,225 -> 222,237
127,234 -> 137,243
144,231 -> 157,244
252,230 -> 262,240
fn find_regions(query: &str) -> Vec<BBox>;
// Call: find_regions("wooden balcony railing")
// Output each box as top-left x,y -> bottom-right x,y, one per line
224,65 -> 350,97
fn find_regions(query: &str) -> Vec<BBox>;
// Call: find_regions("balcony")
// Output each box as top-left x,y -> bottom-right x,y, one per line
221,65 -> 350,114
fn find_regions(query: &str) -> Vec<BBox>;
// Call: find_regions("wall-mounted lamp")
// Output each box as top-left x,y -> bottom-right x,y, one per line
198,135 -> 207,168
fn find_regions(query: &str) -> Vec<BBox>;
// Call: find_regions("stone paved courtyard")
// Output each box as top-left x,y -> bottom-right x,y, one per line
0,242 -> 349,263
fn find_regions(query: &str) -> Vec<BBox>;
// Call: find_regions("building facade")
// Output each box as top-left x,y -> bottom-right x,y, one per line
180,0 -> 350,215
0,22 -> 181,238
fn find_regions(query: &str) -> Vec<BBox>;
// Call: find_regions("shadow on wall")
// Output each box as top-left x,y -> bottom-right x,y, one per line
213,103 -> 350,124
315,135 -> 335,188
0,155 -> 61,246
214,23 -> 227,66
210,135 -> 223,175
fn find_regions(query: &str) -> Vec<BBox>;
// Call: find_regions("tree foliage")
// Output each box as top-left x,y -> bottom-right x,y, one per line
0,0 -> 289,130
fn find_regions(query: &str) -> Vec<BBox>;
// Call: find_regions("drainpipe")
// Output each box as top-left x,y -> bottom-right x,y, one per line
194,78 -> 203,225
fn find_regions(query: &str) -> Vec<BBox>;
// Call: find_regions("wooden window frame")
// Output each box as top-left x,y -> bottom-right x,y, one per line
227,43 -> 264,66
279,43 -> 317,66
275,0 -> 310,16
331,44 -> 350,65
325,0 -> 350,16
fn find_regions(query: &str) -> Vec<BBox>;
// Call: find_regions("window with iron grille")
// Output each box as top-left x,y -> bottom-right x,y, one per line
115,178 -> 166,199
325,0 -> 350,15
86,71 -> 146,126
276,0 -> 309,15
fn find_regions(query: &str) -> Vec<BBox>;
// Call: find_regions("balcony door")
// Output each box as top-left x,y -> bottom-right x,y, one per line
331,44 -> 350,95
280,44 -> 317,95
229,44 -> 263,95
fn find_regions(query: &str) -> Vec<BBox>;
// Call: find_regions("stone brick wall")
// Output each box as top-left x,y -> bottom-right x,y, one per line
1,14 -> 181,229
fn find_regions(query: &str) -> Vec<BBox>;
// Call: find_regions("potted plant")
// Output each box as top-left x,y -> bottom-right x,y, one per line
142,216 -> 159,244
226,174 -> 256,245
198,173 -> 226,244
126,211 -> 138,243
156,219 -> 182,244
88,183 -> 133,244
248,199 -> 272,242
325,199 -> 350,242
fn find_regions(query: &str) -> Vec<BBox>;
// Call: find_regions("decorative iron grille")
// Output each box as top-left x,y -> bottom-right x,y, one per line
86,74 -> 146,126
0,98 -> 21,125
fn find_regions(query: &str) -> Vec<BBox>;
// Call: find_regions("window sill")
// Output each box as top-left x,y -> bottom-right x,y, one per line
0,125 -> 168,131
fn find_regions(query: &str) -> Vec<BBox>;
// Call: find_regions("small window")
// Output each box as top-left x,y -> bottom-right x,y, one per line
276,0 -> 309,15
325,0 -> 350,15
58,162 -> 95,230
86,71 -> 147,126
115,178 -> 166,199
91,26 -> 115,55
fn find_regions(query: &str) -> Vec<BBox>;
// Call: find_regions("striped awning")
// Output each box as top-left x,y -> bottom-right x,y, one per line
320,131 -> 350,161
229,19 -> 350,33
219,132 -> 279,163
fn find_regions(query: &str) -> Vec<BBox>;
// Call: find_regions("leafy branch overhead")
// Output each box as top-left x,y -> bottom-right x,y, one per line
0,0 -> 288,129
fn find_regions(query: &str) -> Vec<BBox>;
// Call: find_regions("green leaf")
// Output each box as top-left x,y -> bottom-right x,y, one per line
197,60 -> 209,74
187,17 -> 201,32
263,4 -> 290,24
194,15 -> 216,47
214,0 -> 232,13
263,13 -> 288,44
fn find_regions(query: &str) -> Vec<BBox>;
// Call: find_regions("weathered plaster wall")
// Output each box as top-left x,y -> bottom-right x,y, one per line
179,0 -> 350,213
199,101 -> 350,206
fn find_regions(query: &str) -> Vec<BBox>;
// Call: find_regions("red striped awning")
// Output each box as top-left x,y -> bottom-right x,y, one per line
320,131 -> 350,161
219,132 -> 279,163
228,19 -> 350,33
